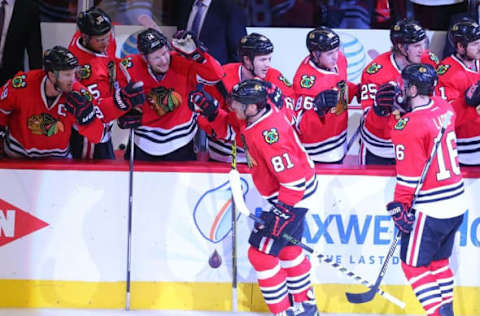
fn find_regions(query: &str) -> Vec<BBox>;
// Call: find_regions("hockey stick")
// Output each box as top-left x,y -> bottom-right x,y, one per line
231,140 -> 238,312
228,169 -> 406,309
346,124 -> 361,153
345,111 -> 453,305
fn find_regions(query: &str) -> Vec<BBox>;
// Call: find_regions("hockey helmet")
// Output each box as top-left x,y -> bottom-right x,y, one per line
448,19 -> 480,48
401,63 -> 437,96
238,33 -> 274,60
306,26 -> 340,53
137,28 -> 169,55
390,19 -> 426,45
231,79 -> 268,108
77,7 -> 112,36
43,46 -> 79,73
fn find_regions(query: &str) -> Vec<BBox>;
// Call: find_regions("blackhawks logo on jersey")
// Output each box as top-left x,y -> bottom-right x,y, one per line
278,75 -> 292,87
121,57 -> 133,68
366,63 -> 382,74
80,88 -> 93,102
300,75 -> 315,89
147,86 -> 182,116
12,74 -> 27,88
437,64 -> 450,75
394,117 -> 409,130
27,113 -> 65,136
263,128 -> 279,144
77,64 -> 92,80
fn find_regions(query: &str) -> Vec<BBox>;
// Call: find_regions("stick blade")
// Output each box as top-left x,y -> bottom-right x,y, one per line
345,286 -> 378,304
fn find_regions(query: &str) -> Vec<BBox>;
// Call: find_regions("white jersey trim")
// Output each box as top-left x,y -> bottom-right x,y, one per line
303,129 -> 347,162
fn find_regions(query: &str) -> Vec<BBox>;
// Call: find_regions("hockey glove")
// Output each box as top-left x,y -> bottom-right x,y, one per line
387,201 -> 415,234
373,82 -> 398,117
188,85 -> 219,122
172,30 -> 206,63
117,108 -> 143,129
115,81 -> 146,112
313,89 -> 338,118
261,202 -> 296,238
65,91 -> 97,126
265,82 -> 284,109
465,81 -> 480,107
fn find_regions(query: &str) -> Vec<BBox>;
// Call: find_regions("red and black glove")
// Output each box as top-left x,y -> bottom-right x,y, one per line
188,85 -> 219,122
117,108 -> 143,129
386,201 -> 415,233
114,81 -> 145,112
65,91 -> 97,126
313,89 -> 338,118
465,80 -> 480,107
171,30 -> 207,63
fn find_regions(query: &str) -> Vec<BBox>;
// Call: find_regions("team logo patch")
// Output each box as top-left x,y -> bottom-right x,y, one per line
12,75 -> 27,88
121,57 -> 133,68
27,113 -> 64,136
428,52 -> 439,65
300,75 -> 315,89
394,117 -> 409,130
437,64 -> 450,75
263,128 -> 279,144
77,64 -> 92,80
366,63 -> 382,74
278,75 -> 292,87
147,86 -> 182,116
80,88 -> 93,102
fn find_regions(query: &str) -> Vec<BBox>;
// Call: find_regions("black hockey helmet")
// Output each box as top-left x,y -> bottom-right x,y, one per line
137,28 -> 169,55
390,19 -> 426,45
231,79 -> 268,108
306,26 -> 340,53
43,46 -> 79,73
448,19 -> 480,48
401,63 -> 437,96
238,33 -> 274,60
77,7 -> 112,36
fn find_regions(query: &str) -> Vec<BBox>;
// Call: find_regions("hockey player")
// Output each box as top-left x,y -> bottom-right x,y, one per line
195,32 -> 295,163
68,7 -> 119,159
293,26 -> 358,163
116,28 -> 224,161
436,19 -> 480,166
389,64 -> 465,316
229,79 -> 319,316
0,46 -> 143,159
359,18 -> 439,165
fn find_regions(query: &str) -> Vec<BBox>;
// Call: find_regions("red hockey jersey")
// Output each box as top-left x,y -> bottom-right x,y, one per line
0,70 -> 105,159
391,96 -> 465,219
118,51 -> 223,156
200,63 -> 295,163
436,55 -> 480,165
293,52 -> 357,162
241,105 -> 316,207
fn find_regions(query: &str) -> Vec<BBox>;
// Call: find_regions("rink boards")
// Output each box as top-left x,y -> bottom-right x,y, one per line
0,161 -> 479,315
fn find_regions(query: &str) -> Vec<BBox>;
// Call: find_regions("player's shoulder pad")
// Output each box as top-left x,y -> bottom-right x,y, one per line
436,64 -> 451,76
78,64 -> 92,80
73,82 -> 94,102
11,73 -> 28,89
365,62 -> 383,75
262,127 -> 280,145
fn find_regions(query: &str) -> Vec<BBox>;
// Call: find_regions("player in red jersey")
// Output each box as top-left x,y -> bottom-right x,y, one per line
389,64 -> 465,316
436,19 -> 480,166
68,7 -> 119,159
229,79 -> 319,316
359,19 -> 439,165
116,28 -> 224,161
293,26 -> 358,163
0,46 -> 141,159
194,33 -> 295,163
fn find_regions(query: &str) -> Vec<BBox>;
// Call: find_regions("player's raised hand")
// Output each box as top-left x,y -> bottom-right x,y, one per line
373,82 -> 403,117
115,81 -> 145,112
65,91 -> 97,126
188,84 -> 219,122
172,30 -> 206,63
313,89 -> 338,118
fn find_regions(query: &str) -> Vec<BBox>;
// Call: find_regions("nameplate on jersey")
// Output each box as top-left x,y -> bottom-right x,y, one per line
263,128 -> 279,144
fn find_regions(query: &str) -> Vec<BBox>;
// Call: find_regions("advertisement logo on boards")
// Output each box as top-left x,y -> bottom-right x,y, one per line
0,199 -> 48,247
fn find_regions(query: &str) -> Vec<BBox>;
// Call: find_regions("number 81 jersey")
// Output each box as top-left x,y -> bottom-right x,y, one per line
241,106 -> 316,207
390,96 -> 466,219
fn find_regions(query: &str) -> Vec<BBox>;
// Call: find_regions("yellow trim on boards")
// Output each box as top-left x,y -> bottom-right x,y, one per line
0,280 -> 478,315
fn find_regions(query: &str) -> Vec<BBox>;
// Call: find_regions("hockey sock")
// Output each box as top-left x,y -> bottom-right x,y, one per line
402,261 -> 442,316
429,259 -> 454,307
279,245 -> 314,303
248,246 -> 291,314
